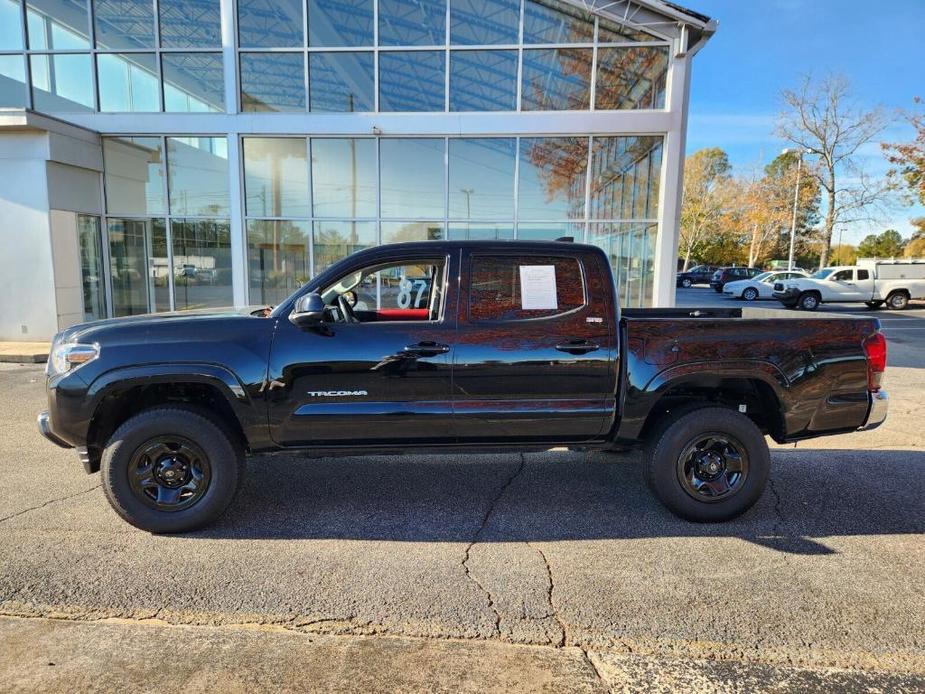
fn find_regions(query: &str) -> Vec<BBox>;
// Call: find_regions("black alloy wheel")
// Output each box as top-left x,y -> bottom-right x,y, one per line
676,434 -> 748,502
128,437 -> 212,511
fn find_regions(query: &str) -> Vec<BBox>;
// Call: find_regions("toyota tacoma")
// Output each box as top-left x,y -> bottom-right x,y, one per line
39,240 -> 888,533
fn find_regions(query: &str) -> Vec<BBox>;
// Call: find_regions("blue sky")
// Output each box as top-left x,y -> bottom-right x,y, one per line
684,0 -> 924,244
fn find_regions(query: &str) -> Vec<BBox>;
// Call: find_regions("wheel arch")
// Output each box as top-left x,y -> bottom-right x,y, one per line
622,361 -> 790,445
84,364 -> 261,472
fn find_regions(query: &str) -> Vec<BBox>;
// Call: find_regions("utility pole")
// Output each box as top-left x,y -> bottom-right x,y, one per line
782,148 -> 808,271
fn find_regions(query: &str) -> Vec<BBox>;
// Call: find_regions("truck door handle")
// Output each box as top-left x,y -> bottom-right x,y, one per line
403,341 -> 450,356
555,340 -> 600,355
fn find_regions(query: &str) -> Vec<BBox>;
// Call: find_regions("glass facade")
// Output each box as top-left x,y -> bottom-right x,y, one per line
0,0 -> 667,113
2,0 -> 682,312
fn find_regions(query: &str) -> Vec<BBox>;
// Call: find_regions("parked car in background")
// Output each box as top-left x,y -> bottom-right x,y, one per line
676,265 -> 718,288
723,270 -> 809,301
710,267 -> 764,293
773,258 -> 925,310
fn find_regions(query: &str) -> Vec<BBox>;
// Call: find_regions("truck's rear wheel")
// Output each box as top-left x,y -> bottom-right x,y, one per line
643,407 -> 770,522
798,292 -> 820,311
101,406 -> 244,533
886,291 -> 910,310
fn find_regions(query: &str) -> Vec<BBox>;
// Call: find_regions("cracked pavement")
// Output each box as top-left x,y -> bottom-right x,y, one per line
1,353 -> 924,690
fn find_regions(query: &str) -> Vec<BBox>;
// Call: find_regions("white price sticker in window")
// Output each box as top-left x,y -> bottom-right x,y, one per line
519,265 -> 558,310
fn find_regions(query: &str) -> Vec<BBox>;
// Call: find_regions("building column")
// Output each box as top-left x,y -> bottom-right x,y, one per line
652,52 -> 692,308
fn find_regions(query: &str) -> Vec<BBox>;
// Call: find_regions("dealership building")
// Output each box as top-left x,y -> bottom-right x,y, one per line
0,0 -> 713,340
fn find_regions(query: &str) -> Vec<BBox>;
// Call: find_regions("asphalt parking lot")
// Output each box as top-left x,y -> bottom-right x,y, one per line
1,298 -> 923,691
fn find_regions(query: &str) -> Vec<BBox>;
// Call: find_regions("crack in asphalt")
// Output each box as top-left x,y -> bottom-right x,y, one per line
0,484 -> 100,524
581,649 -> 609,691
461,454 -> 526,638
529,543 -> 567,647
766,474 -> 786,539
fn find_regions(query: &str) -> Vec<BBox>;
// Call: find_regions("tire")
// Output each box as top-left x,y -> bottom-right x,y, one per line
742,287 -> 759,301
101,406 -> 244,533
714,284 -> 724,293
864,301 -> 884,310
885,291 -> 909,310
643,406 -> 770,522
798,292 -> 821,311
681,278 -> 693,288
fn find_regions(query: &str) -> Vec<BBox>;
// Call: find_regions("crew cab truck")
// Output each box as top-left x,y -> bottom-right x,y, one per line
38,241 -> 889,533
773,258 -> 925,311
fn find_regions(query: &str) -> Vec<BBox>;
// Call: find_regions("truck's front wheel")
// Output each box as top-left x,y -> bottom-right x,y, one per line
101,406 -> 244,533
643,407 -> 770,522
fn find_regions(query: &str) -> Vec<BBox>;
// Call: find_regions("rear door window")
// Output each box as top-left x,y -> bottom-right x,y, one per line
469,255 -> 585,321
857,269 -> 870,280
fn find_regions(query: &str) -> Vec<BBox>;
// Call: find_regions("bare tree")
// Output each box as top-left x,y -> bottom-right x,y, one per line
776,74 -> 891,267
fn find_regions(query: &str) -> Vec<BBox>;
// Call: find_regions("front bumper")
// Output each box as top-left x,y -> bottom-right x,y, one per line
37,410 -> 72,449
859,390 -> 888,431
773,288 -> 800,305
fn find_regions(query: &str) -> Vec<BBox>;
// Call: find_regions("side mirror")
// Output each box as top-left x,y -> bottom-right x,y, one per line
289,292 -> 326,327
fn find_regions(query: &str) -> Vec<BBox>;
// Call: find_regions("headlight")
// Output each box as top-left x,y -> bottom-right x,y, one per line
49,342 -> 99,375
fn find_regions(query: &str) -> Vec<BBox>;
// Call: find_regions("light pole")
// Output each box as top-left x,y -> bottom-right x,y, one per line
783,148 -> 811,271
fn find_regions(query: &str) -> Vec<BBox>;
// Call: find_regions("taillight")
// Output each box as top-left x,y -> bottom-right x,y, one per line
862,332 -> 887,392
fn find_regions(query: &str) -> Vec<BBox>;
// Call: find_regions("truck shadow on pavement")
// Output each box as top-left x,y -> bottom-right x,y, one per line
202,448 -> 925,554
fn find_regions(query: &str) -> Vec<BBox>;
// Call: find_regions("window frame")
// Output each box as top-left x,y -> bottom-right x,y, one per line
322,254 -> 451,325
466,251 -> 588,324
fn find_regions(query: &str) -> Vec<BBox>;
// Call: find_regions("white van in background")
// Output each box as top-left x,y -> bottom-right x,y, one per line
772,258 -> 925,310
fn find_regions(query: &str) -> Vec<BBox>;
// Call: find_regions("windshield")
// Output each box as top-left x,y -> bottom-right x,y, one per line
811,268 -> 835,279
752,272 -> 773,282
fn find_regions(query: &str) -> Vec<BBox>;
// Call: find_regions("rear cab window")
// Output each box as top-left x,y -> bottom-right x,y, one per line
468,255 -> 586,322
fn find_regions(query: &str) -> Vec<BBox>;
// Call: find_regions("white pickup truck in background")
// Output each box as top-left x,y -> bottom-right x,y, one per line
773,258 -> 925,310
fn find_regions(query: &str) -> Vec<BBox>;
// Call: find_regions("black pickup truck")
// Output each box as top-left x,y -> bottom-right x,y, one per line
39,241 -> 888,533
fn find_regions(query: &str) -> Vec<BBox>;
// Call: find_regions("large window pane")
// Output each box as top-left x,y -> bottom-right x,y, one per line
381,221 -> 445,244
159,0 -> 221,47
590,136 -> 661,220
518,137 -> 587,220
97,53 -> 158,111
162,53 -> 224,111
449,138 -> 515,219
448,222 -> 513,240
247,220 -> 311,304
172,219 -> 233,309
311,138 -> 376,218
167,137 -> 229,216
312,220 -> 377,275
589,222 -> 657,307
0,55 -> 27,107
516,221 -> 583,240
78,214 -> 107,321
30,53 -> 93,111
243,138 -> 309,217
521,48 -> 590,111
378,0 -> 445,46
238,0 -> 303,47
240,52 -> 305,112
522,0 -> 593,44
597,13 -> 656,43
309,52 -> 373,112
309,0 -> 373,47
104,136 -> 165,214
93,0 -> 154,49
596,46 -> 668,110
450,0 -> 518,45
108,217 -> 168,316
380,139 -> 445,218
27,0 -> 90,49
379,50 -> 444,112
0,0 -> 24,50
449,50 -> 516,111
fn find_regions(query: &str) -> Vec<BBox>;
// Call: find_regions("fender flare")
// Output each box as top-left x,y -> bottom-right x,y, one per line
616,359 -> 790,442
85,362 -> 263,446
